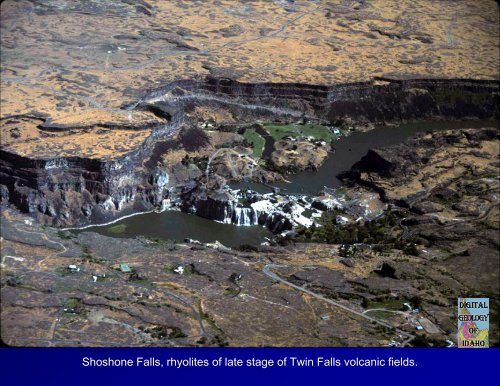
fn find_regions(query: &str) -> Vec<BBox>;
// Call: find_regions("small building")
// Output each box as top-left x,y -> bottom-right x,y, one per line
120,263 -> 131,273
229,273 -> 242,282
68,265 -> 80,273
336,215 -> 349,225
92,272 -> 106,282
388,340 -> 401,347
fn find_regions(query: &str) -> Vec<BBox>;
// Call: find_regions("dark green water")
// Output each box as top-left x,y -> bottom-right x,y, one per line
234,119 -> 499,195
79,210 -> 272,247
82,119 -> 498,246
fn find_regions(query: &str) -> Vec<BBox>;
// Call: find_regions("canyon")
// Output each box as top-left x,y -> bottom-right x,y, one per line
1,77 -> 498,228
1,0 -> 499,348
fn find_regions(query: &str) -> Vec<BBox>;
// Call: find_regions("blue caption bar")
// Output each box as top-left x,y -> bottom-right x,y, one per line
0,348 -> 498,385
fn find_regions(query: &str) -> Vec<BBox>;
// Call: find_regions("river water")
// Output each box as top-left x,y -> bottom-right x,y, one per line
79,210 -> 272,247
235,119 -> 498,194
80,119 -> 497,246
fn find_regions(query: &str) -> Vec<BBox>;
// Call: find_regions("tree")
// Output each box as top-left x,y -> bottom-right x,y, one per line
409,295 -> 422,309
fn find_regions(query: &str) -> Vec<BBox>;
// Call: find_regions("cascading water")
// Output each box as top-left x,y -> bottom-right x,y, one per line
232,207 -> 258,226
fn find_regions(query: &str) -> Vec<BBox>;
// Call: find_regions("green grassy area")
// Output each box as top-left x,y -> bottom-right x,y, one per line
368,310 -> 396,319
107,223 -> 127,234
263,123 -> 336,142
242,128 -> 265,158
294,210 -> 419,250
366,298 -> 408,311
57,230 -> 76,240
225,286 -> 239,296
64,298 -> 87,315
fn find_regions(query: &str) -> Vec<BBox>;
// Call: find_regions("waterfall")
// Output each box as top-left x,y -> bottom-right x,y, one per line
222,206 -> 232,224
155,171 -> 169,196
161,199 -> 171,211
101,197 -> 116,211
232,207 -> 257,226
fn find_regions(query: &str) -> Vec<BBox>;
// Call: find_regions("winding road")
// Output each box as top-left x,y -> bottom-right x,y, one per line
2,220 -> 208,342
1,223 -> 68,271
263,263 -> 415,346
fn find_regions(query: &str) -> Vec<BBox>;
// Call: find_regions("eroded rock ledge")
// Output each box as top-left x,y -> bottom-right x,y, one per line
340,127 -> 499,210
1,77 -> 499,227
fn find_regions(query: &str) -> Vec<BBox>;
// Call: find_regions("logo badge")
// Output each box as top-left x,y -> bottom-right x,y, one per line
458,298 -> 489,348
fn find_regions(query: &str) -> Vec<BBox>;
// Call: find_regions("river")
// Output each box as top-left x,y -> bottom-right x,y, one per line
79,119 -> 498,246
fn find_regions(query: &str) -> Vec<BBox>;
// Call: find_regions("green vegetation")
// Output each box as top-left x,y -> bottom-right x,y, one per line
164,263 -> 214,281
168,326 -> 187,339
57,230 -> 75,240
236,244 -> 259,252
144,325 -> 186,339
64,298 -> 86,315
80,244 -> 107,264
165,264 -> 178,274
404,243 -> 420,256
130,277 -> 150,285
80,244 -> 97,262
297,210 -> 399,244
409,295 -> 422,309
198,301 -> 227,346
128,271 -> 151,285
55,266 -> 77,277
225,286 -> 239,296
297,210 -> 422,256
365,297 -> 408,311
165,264 -> 193,274
411,334 -> 449,348
368,310 -> 395,319
183,155 -> 208,170
242,128 -> 265,158
263,123 -> 335,142
263,123 -> 301,140
196,337 -> 207,345
142,236 -> 177,250
107,223 -> 127,234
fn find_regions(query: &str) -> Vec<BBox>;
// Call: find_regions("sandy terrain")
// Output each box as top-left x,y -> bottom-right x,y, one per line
1,0 -> 498,158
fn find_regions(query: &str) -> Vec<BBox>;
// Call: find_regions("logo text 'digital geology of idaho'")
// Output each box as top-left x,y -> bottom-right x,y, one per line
458,298 -> 489,348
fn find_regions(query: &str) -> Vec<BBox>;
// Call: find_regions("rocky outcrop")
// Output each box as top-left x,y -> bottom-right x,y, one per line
139,77 -> 499,125
339,127 -> 499,208
0,149 -> 171,226
1,77 -> 499,226
0,113 -> 187,226
270,139 -> 329,173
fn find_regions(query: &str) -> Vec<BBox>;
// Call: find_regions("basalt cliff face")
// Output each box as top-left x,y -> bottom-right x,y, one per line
1,78 -> 499,227
140,77 -> 499,123
340,127 -> 500,210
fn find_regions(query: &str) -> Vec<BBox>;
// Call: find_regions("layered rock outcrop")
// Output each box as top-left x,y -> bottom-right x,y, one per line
340,127 -> 499,209
1,78 -> 499,226
139,77 -> 499,124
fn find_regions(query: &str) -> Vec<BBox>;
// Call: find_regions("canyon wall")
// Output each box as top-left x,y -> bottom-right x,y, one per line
1,78 -> 498,227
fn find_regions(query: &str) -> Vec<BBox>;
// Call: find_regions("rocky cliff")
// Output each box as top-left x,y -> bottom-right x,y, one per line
139,77 -> 499,124
340,126 -> 499,209
1,77 -> 499,226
